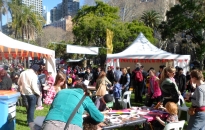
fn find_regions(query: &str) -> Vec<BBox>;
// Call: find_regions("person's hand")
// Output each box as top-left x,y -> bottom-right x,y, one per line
156,116 -> 160,120
185,92 -> 191,100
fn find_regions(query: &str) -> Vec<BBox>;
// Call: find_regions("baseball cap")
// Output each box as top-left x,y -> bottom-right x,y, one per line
103,94 -> 113,107
135,63 -> 141,68
31,64 -> 40,72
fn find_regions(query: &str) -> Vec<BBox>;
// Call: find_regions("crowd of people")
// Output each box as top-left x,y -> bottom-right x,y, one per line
0,62 -> 205,130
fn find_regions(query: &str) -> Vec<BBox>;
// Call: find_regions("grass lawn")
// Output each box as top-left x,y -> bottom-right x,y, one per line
15,94 -> 191,130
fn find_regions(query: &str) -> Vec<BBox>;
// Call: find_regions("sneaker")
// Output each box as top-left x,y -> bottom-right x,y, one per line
36,106 -> 44,110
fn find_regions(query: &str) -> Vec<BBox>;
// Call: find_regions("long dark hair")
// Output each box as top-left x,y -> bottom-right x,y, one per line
73,82 -> 89,96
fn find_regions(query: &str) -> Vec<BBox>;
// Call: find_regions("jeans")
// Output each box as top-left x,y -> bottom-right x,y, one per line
26,95 -> 37,124
21,94 -> 28,111
114,98 -> 120,110
187,111 -> 205,130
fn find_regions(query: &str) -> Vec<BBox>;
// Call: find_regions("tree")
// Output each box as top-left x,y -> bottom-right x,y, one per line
73,0 -> 119,48
158,0 -> 205,69
108,0 -> 140,22
36,26 -> 73,47
9,1 -> 44,41
140,10 -> 161,30
73,0 -> 155,66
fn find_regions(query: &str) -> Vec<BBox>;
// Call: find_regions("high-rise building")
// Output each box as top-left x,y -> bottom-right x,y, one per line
50,7 -> 57,23
50,0 -> 79,23
50,3 -> 63,23
62,0 -> 80,17
43,6 -> 51,25
22,0 -> 43,15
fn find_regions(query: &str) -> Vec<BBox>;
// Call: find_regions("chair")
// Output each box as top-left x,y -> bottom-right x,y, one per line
118,91 -> 132,109
164,120 -> 185,130
177,95 -> 190,121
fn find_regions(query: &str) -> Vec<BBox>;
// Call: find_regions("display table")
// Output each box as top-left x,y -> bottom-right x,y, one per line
100,108 -> 169,129
143,110 -> 169,122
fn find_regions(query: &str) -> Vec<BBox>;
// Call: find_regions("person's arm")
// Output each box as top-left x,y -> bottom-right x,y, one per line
191,87 -> 204,107
6,77 -> 12,90
124,74 -> 130,87
182,75 -> 186,93
31,76 -> 41,96
156,116 -> 165,126
105,77 -> 111,85
85,97 -> 104,123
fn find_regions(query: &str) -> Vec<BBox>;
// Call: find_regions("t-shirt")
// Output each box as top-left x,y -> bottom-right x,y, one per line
95,97 -> 106,111
166,114 -> 178,124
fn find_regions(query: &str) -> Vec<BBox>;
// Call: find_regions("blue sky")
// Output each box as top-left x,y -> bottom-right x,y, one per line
2,0 -> 84,25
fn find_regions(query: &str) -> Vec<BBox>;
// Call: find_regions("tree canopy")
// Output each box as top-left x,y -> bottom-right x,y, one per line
158,0 -> 205,68
73,0 -> 155,55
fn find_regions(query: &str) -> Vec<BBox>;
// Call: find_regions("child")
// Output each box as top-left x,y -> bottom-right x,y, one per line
112,79 -> 121,110
154,102 -> 178,130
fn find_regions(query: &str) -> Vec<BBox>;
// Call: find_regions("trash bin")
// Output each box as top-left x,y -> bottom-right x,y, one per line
0,91 -> 20,130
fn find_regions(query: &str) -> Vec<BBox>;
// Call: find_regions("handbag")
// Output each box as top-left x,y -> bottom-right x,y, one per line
188,107 -> 196,116
64,94 -> 86,130
95,82 -> 107,96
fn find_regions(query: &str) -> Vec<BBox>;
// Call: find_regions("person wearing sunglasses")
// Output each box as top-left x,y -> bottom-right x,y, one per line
159,66 -> 181,106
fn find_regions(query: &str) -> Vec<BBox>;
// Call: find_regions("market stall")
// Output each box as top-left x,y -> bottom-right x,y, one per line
106,33 -> 190,72
0,32 -> 56,77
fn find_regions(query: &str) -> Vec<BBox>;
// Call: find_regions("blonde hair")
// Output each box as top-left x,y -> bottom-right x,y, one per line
165,102 -> 178,115
160,66 -> 175,85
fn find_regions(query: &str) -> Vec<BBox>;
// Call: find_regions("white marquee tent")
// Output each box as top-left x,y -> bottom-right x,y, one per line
106,33 -> 190,72
0,32 -> 56,77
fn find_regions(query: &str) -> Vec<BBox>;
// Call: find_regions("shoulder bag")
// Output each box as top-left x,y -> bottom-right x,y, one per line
64,95 -> 86,130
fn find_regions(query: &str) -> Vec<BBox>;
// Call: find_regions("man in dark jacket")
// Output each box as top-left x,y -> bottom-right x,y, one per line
178,68 -> 186,94
106,66 -> 114,85
84,67 -> 94,85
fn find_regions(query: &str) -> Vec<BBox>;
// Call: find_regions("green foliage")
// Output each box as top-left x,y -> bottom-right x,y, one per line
158,0 -> 205,65
73,0 -> 155,55
140,10 -> 162,30
73,0 -> 119,51
47,42 -> 68,58
9,0 -> 45,41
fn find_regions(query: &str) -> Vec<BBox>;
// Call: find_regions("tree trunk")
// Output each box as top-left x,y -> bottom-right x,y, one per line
22,26 -> 24,41
200,58 -> 204,70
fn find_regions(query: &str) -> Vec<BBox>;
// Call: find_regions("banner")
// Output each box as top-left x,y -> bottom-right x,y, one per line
66,45 -> 99,55
106,29 -> 114,54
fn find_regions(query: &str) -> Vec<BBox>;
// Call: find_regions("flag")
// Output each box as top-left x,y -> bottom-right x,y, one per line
106,29 -> 114,54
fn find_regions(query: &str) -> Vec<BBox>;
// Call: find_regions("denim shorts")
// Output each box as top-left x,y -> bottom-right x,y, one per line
42,120 -> 82,130
187,111 -> 205,130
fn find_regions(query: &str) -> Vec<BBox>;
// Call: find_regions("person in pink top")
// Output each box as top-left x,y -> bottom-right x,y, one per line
46,72 -> 54,85
44,72 -> 66,105
146,69 -> 162,107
